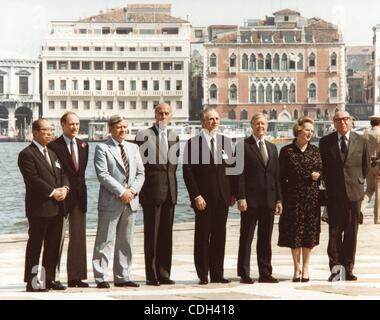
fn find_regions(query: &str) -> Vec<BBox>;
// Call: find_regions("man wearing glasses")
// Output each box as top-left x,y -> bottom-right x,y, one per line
319,110 -> 370,282
18,119 -> 69,292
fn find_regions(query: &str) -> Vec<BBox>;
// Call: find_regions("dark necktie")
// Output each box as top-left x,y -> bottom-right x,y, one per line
259,140 -> 268,166
210,137 -> 216,165
70,140 -> 79,172
43,147 -> 52,168
341,136 -> 348,154
119,143 -> 129,181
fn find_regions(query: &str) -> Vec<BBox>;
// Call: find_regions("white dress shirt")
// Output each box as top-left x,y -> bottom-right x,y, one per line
252,134 -> 268,160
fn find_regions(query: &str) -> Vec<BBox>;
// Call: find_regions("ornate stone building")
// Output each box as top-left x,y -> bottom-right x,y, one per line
0,55 -> 40,140
203,9 -> 345,122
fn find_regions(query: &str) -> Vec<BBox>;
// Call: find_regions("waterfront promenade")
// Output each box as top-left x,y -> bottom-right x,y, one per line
0,211 -> 380,300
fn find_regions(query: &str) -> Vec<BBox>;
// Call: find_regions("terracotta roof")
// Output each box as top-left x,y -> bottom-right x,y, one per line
211,33 -> 238,44
273,9 -> 300,15
80,7 -> 188,23
127,4 -> 171,9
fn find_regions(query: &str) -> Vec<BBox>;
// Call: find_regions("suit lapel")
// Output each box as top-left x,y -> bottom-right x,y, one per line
107,139 -> 126,173
346,131 -> 357,162
248,136 -> 266,168
330,132 -> 344,164
31,143 -> 55,176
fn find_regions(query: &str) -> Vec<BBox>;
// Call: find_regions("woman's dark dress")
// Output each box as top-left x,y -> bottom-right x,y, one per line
278,141 -> 322,249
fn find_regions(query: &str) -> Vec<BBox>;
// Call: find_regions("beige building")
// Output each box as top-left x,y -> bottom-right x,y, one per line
203,9 -> 346,122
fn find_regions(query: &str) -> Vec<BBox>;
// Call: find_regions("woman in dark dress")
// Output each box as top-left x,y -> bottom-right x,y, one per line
278,117 -> 322,282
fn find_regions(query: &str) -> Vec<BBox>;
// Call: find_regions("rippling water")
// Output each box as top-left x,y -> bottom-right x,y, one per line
0,142 -> 242,235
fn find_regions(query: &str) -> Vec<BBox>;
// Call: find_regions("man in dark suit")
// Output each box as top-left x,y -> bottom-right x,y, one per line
18,119 -> 69,292
236,113 -> 282,284
136,103 -> 179,286
183,107 -> 235,285
48,112 -> 89,288
319,110 -> 370,281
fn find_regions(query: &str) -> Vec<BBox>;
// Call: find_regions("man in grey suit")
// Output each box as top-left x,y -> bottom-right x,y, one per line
320,110 -> 370,282
92,115 -> 145,289
136,103 -> 179,286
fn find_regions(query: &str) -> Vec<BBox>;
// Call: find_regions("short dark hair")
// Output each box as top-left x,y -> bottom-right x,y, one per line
371,119 -> 380,127
60,112 -> 79,125
32,119 -> 46,132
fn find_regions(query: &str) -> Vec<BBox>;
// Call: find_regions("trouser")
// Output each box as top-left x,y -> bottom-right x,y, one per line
56,204 -> 87,281
361,170 -> 380,224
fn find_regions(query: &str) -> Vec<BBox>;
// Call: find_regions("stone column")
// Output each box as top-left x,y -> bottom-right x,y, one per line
7,103 -> 16,138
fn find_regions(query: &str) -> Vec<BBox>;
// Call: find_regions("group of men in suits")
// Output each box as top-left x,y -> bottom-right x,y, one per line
18,106 -> 369,292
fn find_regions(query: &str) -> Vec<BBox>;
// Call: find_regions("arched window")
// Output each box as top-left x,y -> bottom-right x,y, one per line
304,109 -> 309,117
293,109 -> 299,120
249,54 -> 256,70
241,54 -> 248,71
240,109 -> 248,120
330,83 -> 338,98
330,52 -> 337,67
228,109 -> 236,119
289,83 -> 296,102
258,53 -> 264,70
309,83 -> 316,98
281,53 -> 288,70
230,53 -> 236,68
289,53 -> 296,70
309,53 -> 316,67
316,108 -> 321,119
210,84 -> 217,100
230,84 -> 237,100
258,84 -> 265,103
270,109 -> 277,120
210,53 -> 217,67
297,53 -> 303,70
273,53 -> 280,70
274,84 -> 281,103
265,53 -> 272,70
282,84 -> 288,103
266,84 -> 273,103
324,109 -> 329,119
250,84 -> 257,103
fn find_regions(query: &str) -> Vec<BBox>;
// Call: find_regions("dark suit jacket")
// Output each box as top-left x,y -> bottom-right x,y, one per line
236,136 -> 282,209
18,143 -> 69,218
136,126 -> 179,206
319,131 -> 370,224
183,133 -> 234,208
48,136 -> 89,213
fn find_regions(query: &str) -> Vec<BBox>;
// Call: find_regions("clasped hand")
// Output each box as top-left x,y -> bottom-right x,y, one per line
53,187 -> 68,202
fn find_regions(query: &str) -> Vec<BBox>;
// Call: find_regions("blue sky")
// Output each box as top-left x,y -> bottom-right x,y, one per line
0,0 -> 377,58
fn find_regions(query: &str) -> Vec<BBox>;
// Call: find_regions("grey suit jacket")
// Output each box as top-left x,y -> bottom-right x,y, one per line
94,138 -> 145,212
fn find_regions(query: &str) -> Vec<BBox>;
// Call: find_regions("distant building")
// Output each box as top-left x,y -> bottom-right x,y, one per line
189,50 -> 203,120
372,25 -> 380,114
0,55 -> 40,140
40,3 -> 191,133
203,9 -> 346,123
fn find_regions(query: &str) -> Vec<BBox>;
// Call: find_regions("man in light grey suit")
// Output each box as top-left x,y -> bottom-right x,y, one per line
92,115 -> 145,289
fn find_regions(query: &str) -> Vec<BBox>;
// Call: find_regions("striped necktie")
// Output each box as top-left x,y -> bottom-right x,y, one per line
119,143 -> 129,181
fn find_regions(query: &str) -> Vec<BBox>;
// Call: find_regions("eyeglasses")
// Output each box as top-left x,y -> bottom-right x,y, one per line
334,117 -> 351,123
39,128 -> 54,132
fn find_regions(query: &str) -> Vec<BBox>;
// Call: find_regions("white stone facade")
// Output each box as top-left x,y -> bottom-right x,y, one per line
41,18 -> 191,132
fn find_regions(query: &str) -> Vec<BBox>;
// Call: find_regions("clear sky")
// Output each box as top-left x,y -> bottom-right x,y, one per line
0,0 -> 378,58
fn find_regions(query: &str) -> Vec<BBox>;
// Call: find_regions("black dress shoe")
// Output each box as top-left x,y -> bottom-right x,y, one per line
198,278 -> 208,285
46,281 -> 66,290
97,281 -> 110,289
345,273 -> 357,281
301,278 -> 310,283
115,281 -> 140,287
240,277 -> 254,284
159,278 -> 175,285
258,275 -> 279,283
26,283 -> 48,292
68,280 -> 89,288
211,278 -> 230,284
292,277 -> 301,282
146,279 -> 160,286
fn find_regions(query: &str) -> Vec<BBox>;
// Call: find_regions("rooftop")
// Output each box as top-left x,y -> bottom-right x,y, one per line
273,8 -> 301,16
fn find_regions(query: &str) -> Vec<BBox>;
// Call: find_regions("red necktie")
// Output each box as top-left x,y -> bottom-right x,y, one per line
70,140 -> 79,172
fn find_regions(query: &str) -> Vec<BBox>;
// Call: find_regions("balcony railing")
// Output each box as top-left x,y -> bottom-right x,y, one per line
308,66 -> 316,73
329,97 -> 338,104
47,90 -> 69,96
329,65 -> 337,73
308,97 -> 316,104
